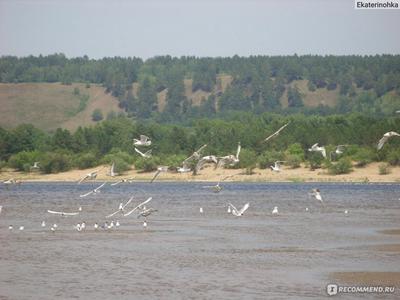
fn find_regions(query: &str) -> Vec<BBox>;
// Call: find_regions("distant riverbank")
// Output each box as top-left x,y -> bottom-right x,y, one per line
1,162 -> 399,183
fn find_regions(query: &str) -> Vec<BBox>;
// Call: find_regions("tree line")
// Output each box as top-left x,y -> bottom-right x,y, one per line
0,113 -> 399,174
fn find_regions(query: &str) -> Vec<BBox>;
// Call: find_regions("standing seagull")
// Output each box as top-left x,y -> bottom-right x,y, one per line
228,202 -> 250,217
216,142 -> 241,169
79,182 -> 107,198
150,166 -> 169,183
134,148 -> 152,158
272,206 -> 279,215
106,196 -> 134,218
377,131 -> 400,150
263,122 -> 290,142
133,135 -> 151,146
124,197 -> 153,216
308,143 -> 327,158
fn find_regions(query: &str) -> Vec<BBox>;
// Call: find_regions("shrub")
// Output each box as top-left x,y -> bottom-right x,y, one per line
328,157 -> 353,175
101,150 -> 135,174
286,154 -> 302,169
135,156 -> 160,172
73,152 -> 98,169
307,152 -> 324,170
8,151 -> 41,171
352,148 -> 375,167
378,163 -> 391,175
40,152 -> 72,174
386,149 -> 400,166
162,154 -> 187,169
92,109 -> 104,122
285,143 -> 305,161
237,148 -> 257,174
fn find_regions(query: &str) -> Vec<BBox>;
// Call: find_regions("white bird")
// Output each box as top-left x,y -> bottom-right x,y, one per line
309,188 -> 323,203
79,182 -> 107,197
41,221 -> 46,227
305,207 -> 309,212
8,225 -> 13,230
78,206 -> 82,212
143,220 -> 147,228
111,178 -> 134,186
199,207 -> 203,213
106,196 -> 134,218
137,208 -> 157,219
124,197 -> 153,216
53,224 -> 58,228
81,222 -> 86,229
377,131 -> 400,150
31,161 -> 40,170
116,220 -> 120,227
344,210 -> 349,214
329,145 -> 346,161
108,162 -> 117,177
134,147 -> 152,158
3,178 -> 21,186
109,221 -> 115,229
227,206 -> 231,213
263,122 -> 290,142
216,142 -> 241,169
133,135 -> 151,146
50,227 -> 55,232
272,206 -> 279,215
203,174 -> 237,193
150,166 -> 169,183
308,143 -> 327,158
179,144 -> 208,173
177,164 -> 192,173
94,223 -> 99,230
228,202 -> 250,217
47,210 -> 80,216
75,223 -> 82,231
270,161 -> 285,172
19,226 -> 24,231
194,155 -> 218,175
0,205 -> 2,214
78,169 -> 101,184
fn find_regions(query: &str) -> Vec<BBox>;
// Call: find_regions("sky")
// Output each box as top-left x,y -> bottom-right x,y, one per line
0,0 -> 399,59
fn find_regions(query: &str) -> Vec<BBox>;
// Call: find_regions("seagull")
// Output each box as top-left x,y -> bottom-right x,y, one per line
41,221 -> 46,227
137,208 -> 158,219
344,210 -> 349,214
227,206 -> 231,213
263,122 -> 290,142
8,225 -> 13,230
143,220 -> 147,228
150,166 -> 169,183
31,161 -> 40,170
53,224 -> 58,228
203,174 -> 237,193
81,222 -> 86,229
272,206 -> 279,215
194,155 -> 218,175
74,223 -> 82,231
329,145 -> 346,161
0,205 -> 2,214
108,162 -> 117,177
305,207 -> 309,212
3,178 -> 20,186
116,220 -> 120,227
110,178 -> 134,186
78,206 -> 82,212
124,197 -> 153,216
133,135 -> 151,146
94,223 -> 99,230
106,196 -> 134,218
79,182 -> 107,197
179,144 -> 208,173
47,210 -> 80,216
134,147 -> 152,158
216,142 -> 241,169
78,169 -> 101,184
309,188 -> 323,203
377,131 -> 400,150
199,207 -> 203,214
228,202 -> 250,217
50,227 -> 55,232
308,143 -> 327,158
270,161 -> 285,172
19,226 -> 24,231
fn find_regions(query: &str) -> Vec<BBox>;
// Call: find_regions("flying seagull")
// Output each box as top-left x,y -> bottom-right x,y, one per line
137,208 -> 158,220
194,155 -> 218,175
78,169 -> 101,184
377,131 -> 400,150
133,135 -> 151,146
79,182 -> 107,197
216,142 -> 241,169
329,145 -> 346,161
108,162 -> 117,177
309,188 -> 323,203
134,147 -> 152,158
203,174 -> 238,193
31,162 -> 40,170
270,161 -> 285,172
150,166 -> 169,183
110,178 -> 134,186
263,122 -> 290,142
47,210 -> 80,216
124,197 -> 153,216
308,143 -> 327,158
106,196 -> 134,218
228,202 -> 250,217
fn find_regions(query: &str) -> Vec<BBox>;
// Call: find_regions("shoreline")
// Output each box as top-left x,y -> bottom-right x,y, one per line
1,162 -> 399,183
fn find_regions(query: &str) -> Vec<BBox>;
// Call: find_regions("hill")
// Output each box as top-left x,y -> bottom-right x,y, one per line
0,82 -> 123,131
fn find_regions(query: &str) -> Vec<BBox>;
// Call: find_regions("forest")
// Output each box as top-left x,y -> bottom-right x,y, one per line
1,54 -> 400,121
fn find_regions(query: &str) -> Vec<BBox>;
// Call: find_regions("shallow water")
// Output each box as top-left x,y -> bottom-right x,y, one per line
0,182 -> 399,299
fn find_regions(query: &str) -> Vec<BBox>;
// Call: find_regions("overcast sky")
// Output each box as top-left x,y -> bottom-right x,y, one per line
0,0 -> 399,59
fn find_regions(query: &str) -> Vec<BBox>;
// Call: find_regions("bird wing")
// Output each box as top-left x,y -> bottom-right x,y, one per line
239,203 -> 250,214
196,144 -> 207,154
109,162 -> 115,176
150,170 -> 161,183
63,212 -> 79,216
124,197 -> 152,216
94,182 -> 107,192
216,157 -> 228,169
144,149 -> 152,157
321,147 -> 327,158
134,147 -> 145,156
122,196 -> 134,209
78,175 -> 89,184
377,135 -> 388,150
79,190 -> 94,198
236,143 -> 241,159
106,210 -> 120,218
47,210 -> 63,215
110,180 -> 122,186
263,122 -> 289,142
228,203 -> 238,214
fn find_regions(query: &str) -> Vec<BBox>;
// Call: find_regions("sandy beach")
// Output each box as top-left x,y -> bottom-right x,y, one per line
1,162 -> 399,183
